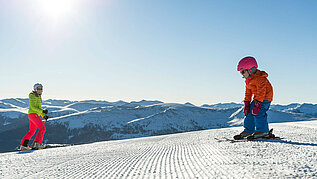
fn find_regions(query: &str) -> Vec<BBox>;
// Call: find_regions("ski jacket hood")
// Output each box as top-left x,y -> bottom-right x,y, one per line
244,70 -> 273,102
255,70 -> 268,78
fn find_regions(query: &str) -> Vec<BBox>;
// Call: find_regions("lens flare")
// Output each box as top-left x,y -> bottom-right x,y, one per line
35,0 -> 75,21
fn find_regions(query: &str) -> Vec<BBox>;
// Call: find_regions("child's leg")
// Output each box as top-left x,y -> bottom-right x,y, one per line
32,115 -> 46,144
243,101 -> 256,133
254,100 -> 271,133
35,125 -> 46,144
20,114 -> 37,146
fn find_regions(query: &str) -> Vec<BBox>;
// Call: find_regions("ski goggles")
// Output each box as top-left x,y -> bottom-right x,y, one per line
240,70 -> 248,74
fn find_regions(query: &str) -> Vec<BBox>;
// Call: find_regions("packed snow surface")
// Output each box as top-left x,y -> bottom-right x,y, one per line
1,121 -> 316,178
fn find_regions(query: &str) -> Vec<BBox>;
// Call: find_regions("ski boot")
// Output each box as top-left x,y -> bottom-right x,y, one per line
247,129 -> 277,140
18,139 -> 31,151
33,142 -> 47,150
247,132 -> 269,140
18,145 -> 32,151
233,131 -> 252,140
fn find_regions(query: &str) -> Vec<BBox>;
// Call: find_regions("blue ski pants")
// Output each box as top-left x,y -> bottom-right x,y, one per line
244,100 -> 271,133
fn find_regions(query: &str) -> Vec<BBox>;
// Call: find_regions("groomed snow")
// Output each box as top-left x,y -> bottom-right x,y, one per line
1,121 -> 316,178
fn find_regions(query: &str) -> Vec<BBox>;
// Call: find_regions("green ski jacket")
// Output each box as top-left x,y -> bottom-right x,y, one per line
28,92 -> 44,117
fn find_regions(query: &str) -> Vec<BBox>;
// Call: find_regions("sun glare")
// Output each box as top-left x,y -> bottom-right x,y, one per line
35,0 -> 76,21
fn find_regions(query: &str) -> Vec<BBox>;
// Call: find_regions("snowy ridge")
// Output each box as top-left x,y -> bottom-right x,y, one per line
1,98 -> 317,153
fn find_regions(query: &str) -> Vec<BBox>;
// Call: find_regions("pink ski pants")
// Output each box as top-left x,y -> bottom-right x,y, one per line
20,113 -> 46,145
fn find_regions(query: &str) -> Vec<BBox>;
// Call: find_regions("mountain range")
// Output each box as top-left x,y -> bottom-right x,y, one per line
1,98 -> 316,153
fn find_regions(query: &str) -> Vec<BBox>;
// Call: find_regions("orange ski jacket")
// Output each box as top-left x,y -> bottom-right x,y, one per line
244,70 -> 273,102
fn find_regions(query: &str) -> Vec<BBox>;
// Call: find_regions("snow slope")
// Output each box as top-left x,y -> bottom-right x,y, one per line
1,120 -> 316,178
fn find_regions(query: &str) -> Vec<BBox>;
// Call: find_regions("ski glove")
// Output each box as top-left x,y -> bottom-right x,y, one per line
252,100 -> 262,115
243,101 -> 251,116
43,109 -> 48,114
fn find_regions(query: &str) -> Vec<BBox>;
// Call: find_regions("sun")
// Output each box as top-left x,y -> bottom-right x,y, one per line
35,0 -> 76,21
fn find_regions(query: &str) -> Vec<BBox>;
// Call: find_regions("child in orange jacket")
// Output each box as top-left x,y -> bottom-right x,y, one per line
234,56 -> 273,140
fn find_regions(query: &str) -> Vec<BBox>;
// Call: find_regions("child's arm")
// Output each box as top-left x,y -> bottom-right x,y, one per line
244,86 -> 252,102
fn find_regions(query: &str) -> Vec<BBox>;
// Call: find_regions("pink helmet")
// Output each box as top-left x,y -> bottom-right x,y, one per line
237,56 -> 258,73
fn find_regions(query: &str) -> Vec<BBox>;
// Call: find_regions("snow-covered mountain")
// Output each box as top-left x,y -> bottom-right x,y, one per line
0,98 -> 316,153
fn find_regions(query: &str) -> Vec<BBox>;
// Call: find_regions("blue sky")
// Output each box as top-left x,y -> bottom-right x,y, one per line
0,0 -> 316,105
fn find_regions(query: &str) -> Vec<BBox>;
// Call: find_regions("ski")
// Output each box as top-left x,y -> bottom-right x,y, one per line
16,147 -> 32,152
16,144 -> 73,152
215,128 -> 284,143
215,136 -> 284,143
16,146 -> 46,151
215,137 -> 249,143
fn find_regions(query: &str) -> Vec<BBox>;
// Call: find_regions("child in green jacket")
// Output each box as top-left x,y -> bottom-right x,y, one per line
19,83 -> 49,150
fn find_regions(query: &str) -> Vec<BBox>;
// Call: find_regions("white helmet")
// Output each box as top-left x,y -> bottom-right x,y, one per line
33,83 -> 43,91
